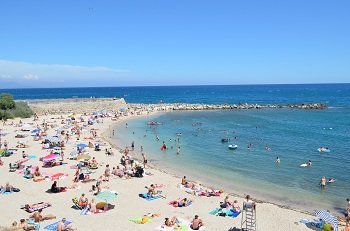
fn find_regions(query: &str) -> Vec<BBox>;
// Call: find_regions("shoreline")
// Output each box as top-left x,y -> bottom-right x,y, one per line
27,98 -> 336,216
104,111 -> 317,217
0,99 -> 341,230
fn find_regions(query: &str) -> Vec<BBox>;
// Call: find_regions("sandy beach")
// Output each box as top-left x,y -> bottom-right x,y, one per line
0,99 -> 333,231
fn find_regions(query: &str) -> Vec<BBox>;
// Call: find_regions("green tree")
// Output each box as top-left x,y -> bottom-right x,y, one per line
0,93 -> 15,110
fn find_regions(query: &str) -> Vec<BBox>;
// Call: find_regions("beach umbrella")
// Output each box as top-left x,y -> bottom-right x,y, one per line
21,124 -> 32,131
31,128 -> 40,133
44,136 -> 60,143
42,154 -> 60,162
314,210 -> 338,231
96,191 -> 117,202
77,143 -> 88,148
76,154 -> 91,161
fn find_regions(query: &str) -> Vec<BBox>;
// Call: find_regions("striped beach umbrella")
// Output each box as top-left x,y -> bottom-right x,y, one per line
314,210 -> 338,231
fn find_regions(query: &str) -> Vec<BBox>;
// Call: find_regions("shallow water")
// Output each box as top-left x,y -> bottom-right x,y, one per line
112,108 -> 350,213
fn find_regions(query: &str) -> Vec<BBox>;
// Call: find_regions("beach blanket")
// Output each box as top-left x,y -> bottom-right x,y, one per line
139,193 -> 162,201
43,220 -> 72,231
21,202 -> 51,213
0,189 -> 14,195
209,208 -> 241,218
155,218 -> 206,231
27,155 -> 37,159
129,217 -> 153,224
168,199 -> 192,207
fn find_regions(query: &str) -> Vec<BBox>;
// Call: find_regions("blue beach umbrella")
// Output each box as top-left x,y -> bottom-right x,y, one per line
31,128 -> 40,133
77,143 -> 88,148
313,210 -> 338,231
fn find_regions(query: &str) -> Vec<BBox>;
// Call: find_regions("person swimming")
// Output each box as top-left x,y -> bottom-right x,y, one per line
275,157 -> 280,164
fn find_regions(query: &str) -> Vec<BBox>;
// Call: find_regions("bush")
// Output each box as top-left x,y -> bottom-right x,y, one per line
0,93 -> 15,110
0,93 -> 33,120
11,101 -> 33,118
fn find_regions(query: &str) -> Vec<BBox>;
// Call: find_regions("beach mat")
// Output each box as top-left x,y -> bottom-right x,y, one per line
43,220 -> 72,231
138,193 -> 162,201
209,208 -> 241,218
129,217 -> 153,224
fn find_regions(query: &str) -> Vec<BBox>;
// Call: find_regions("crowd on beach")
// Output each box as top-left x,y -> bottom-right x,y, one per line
0,100 -> 348,231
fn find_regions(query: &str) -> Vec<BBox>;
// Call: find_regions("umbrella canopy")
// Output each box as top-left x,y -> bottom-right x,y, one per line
314,210 -> 338,231
42,154 -> 60,162
31,128 -> 40,133
21,124 -> 33,131
77,143 -> 88,148
44,136 -> 60,143
76,154 -> 91,161
96,191 -> 117,202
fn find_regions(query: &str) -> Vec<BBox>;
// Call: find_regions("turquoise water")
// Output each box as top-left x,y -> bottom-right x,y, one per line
113,108 -> 350,212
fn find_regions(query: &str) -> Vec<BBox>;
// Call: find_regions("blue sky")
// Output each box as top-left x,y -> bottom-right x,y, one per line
0,0 -> 349,88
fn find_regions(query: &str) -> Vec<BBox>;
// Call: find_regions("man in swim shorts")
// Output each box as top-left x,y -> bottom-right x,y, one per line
191,215 -> 203,230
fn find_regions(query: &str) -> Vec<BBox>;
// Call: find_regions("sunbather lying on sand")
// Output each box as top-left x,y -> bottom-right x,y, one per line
19,218 -> 36,230
164,216 -> 178,227
24,202 -> 51,212
170,198 -> 192,207
30,209 -> 56,222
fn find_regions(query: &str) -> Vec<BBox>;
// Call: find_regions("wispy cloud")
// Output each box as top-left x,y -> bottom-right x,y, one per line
0,59 -> 129,87
23,74 -> 39,80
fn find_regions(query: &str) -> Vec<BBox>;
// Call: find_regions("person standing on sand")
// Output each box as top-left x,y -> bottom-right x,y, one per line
131,141 -> 135,151
104,165 -> 110,182
142,153 -> 147,168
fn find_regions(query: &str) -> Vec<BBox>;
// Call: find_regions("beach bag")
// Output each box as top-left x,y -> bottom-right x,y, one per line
218,212 -> 226,217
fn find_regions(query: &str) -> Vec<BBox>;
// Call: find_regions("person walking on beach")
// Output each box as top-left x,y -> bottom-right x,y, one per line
104,165 -> 110,182
142,153 -> 147,168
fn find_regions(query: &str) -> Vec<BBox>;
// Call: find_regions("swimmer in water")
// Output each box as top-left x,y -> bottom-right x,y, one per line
307,160 -> 312,167
275,156 -> 280,164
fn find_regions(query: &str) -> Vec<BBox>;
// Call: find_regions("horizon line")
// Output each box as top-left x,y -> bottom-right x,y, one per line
1,82 -> 349,90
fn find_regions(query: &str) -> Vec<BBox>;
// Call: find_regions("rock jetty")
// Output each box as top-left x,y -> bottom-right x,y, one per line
26,98 -> 327,115
162,102 -> 327,110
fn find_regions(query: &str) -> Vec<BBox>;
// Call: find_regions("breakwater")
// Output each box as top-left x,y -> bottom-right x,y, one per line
26,98 -> 327,115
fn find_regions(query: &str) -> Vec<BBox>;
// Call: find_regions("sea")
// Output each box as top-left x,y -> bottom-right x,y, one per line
2,84 -> 350,213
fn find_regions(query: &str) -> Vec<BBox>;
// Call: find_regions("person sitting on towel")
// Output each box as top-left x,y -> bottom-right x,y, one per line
50,181 -> 66,193
57,218 -> 76,231
78,193 -> 88,208
191,215 -> 204,230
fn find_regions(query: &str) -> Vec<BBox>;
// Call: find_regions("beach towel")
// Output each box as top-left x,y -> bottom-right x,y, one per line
129,217 -> 153,224
21,202 -> 51,213
27,155 -> 37,159
139,193 -> 162,201
168,199 -> 192,207
155,218 -> 206,231
0,189 -> 14,195
43,220 -> 72,231
209,208 -> 241,218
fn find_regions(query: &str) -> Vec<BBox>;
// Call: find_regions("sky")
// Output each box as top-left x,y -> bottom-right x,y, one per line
0,0 -> 349,88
